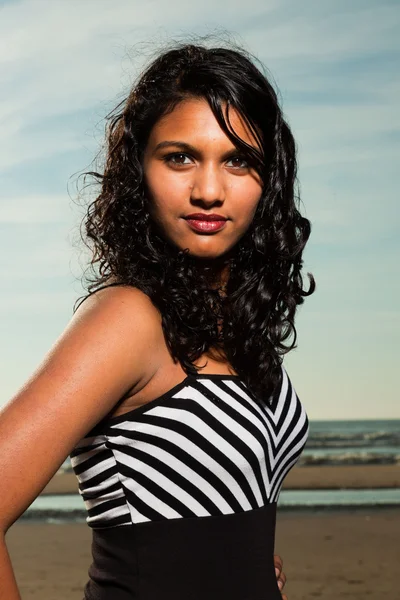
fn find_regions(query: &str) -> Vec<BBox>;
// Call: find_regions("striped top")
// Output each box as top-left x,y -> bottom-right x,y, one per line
69,364 -> 309,529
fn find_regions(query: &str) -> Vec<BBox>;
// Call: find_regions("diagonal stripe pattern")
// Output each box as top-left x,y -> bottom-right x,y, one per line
70,365 -> 309,529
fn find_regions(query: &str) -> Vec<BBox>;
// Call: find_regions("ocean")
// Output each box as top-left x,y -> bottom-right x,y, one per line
57,418 -> 400,474
298,418 -> 400,467
21,418 -> 399,522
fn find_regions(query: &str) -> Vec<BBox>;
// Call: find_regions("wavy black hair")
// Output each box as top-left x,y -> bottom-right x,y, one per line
73,39 -> 315,405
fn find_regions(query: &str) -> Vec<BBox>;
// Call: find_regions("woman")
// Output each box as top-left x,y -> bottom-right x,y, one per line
0,41 -> 315,599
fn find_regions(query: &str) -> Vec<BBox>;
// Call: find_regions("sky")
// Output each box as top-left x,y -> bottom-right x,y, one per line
0,0 -> 399,420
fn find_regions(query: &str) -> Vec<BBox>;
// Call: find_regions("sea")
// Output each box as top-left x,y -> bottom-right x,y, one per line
24,419 -> 400,522
298,418 -> 400,467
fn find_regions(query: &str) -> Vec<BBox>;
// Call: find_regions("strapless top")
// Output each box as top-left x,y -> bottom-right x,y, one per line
70,364 -> 309,599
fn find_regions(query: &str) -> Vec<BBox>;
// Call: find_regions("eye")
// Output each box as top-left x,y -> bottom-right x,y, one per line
226,155 -> 249,169
163,152 -> 193,166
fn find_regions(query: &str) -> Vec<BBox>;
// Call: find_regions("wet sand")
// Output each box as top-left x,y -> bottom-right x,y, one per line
41,464 -> 400,495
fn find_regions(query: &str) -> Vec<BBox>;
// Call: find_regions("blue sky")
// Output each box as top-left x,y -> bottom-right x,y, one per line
0,0 -> 398,419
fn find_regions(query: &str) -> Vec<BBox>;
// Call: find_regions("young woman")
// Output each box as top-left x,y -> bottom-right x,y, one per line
0,41 -> 315,599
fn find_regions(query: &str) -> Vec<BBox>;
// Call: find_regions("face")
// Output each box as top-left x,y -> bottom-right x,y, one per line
142,97 -> 263,260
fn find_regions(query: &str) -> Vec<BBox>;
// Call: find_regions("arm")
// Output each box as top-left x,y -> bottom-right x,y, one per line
0,286 -> 161,597
0,535 -> 21,600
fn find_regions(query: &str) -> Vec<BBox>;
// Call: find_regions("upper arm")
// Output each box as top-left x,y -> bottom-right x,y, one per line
0,285 -> 161,532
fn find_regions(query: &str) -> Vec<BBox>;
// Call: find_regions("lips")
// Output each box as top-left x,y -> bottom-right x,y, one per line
184,218 -> 227,233
184,213 -> 227,221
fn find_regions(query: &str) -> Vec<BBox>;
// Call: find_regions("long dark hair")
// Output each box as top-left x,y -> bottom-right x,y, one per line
73,40 -> 315,405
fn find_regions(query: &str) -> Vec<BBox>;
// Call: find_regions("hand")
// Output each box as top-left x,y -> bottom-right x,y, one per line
274,554 -> 288,599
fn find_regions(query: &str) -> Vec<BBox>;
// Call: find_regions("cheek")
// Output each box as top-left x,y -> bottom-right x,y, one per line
147,171 -> 187,215
233,183 -> 262,224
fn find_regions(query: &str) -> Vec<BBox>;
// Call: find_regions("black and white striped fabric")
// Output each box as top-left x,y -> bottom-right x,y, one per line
70,365 -> 309,529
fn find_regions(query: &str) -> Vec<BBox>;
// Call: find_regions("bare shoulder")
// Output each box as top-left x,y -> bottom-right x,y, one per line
76,282 -> 162,345
70,284 -> 163,383
0,284 -> 162,532
76,283 -> 161,322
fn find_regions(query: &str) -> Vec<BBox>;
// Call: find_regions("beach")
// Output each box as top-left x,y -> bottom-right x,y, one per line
6,507 -> 399,599
4,465 -> 400,599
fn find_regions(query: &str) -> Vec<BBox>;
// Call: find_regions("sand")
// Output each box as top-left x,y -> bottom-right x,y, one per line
6,508 -> 400,599
4,465 -> 400,598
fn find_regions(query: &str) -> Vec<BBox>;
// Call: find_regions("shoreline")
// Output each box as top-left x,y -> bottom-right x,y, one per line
42,464 -> 400,495
19,504 -> 400,525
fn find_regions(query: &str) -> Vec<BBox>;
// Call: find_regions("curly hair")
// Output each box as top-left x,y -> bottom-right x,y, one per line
73,40 -> 315,406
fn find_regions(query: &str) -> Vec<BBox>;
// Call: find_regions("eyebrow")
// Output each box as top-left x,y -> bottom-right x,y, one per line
153,140 -> 256,160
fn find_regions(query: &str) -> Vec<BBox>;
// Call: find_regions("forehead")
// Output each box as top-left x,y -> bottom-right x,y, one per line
147,97 -> 258,149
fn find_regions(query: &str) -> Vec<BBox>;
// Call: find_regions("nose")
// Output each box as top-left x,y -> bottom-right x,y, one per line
190,162 -> 226,205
